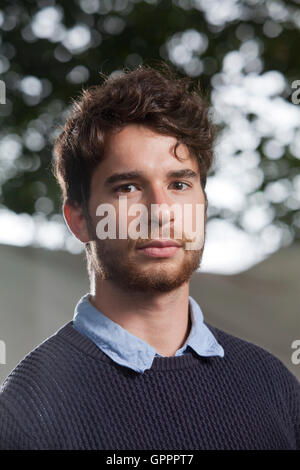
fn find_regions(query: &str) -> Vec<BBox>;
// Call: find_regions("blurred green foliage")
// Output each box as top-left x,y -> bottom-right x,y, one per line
0,0 -> 300,240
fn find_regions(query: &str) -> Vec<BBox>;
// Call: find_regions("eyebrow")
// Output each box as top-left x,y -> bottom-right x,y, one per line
104,169 -> 199,186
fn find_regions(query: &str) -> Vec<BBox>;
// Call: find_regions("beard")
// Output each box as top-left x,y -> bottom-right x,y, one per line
86,234 -> 205,294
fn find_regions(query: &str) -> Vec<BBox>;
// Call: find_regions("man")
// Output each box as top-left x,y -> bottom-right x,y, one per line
0,64 -> 299,450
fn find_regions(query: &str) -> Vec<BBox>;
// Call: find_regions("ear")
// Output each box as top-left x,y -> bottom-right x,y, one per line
63,201 -> 90,243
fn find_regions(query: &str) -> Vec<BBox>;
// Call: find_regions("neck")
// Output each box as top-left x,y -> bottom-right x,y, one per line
89,279 -> 191,357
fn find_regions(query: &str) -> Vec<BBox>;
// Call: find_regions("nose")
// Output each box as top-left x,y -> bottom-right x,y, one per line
144,184 -> 175,235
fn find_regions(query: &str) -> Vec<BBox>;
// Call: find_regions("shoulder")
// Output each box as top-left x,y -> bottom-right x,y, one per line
0,321 -> 96,399
1,322 -> 71,388
0,324 -> 73,449
0,322 -> 84,412
207,322 -> 300,387
0,323 -> 70,400
0,321 -> 101,448
207,324 -> 300,448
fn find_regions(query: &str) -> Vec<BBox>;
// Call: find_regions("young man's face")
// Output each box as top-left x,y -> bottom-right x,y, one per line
86,123 -> 207,293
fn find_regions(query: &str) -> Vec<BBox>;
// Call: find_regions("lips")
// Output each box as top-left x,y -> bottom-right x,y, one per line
136,240 -> 182,258
137,240 -> 181,249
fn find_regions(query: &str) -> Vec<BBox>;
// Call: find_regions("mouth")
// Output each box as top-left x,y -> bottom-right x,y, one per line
136,240 -> 182,258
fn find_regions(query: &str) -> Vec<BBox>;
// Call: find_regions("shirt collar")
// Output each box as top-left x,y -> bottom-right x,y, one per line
72,293 -> 224,373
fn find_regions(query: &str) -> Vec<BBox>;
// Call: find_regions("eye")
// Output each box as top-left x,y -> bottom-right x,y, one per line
169,181 -> 191,191
114,183 -> 138,193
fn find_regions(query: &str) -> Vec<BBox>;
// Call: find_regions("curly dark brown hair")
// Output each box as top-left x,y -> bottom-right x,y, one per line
53,62 -> 216,212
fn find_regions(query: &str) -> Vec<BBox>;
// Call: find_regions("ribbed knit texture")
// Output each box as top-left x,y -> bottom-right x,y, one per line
0,320 -> 299,450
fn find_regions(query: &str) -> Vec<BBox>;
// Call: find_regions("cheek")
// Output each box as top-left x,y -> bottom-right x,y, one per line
180,202 -> 205,237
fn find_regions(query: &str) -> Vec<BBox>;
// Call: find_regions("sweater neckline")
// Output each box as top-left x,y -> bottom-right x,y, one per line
55,320 -> 221,372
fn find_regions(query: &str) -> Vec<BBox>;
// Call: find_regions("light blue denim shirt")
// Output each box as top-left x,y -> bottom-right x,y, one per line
72,293 -> 224,373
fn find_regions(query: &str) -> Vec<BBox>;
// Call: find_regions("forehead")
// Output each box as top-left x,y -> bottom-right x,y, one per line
99,123 -> 198,175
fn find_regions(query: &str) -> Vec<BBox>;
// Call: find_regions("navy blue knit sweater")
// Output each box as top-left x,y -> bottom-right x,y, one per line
0,320 -> 299,450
